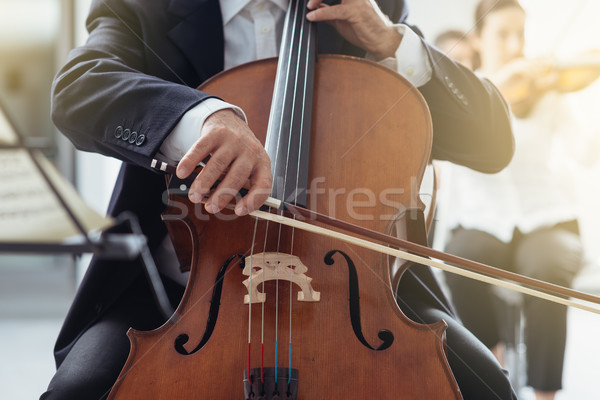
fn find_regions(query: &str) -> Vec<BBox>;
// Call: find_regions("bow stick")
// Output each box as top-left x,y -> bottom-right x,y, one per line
152,159 -> 600,315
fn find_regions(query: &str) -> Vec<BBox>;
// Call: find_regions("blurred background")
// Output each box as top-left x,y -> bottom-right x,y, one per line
0,0 -> 599,398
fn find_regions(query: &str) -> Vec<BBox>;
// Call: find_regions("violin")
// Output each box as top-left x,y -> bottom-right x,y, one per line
553,50 -> 600,92
499,50 -> 600,114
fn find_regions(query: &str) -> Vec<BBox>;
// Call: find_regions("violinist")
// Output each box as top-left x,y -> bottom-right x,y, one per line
441,1 -> 600,399
44,0 -> 517,398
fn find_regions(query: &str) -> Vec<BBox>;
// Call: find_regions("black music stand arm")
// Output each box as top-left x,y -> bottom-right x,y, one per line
112,212 -> 174,319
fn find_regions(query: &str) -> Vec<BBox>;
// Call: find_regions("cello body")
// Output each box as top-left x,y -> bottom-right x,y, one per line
107,56 -> 462,399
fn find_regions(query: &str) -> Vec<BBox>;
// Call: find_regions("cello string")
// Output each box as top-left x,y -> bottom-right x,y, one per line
282,0 -> 314,384
287,1 -> 315,385
270,0 -> 298,195
274,0 -> 305,384
273,1 -> 299,383
247,217 -> 260,384
279,0 -> 305,213
260,226 -> 270,383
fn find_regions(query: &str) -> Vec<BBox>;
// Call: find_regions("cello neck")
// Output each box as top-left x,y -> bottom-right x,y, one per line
264,0 -> 316,207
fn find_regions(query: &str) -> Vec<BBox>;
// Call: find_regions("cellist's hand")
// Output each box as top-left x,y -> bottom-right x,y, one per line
176,109 -> 273,216
306,0 -> 402,60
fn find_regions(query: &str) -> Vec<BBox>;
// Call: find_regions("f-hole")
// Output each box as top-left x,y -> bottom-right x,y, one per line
174,254 -> 245,356
324,249 -> 394,351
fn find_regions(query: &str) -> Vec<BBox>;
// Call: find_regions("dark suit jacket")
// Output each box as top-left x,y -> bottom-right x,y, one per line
50,0 -> 513,367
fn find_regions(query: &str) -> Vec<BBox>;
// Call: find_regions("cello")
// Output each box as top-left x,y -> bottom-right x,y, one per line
107,0 -> 463,398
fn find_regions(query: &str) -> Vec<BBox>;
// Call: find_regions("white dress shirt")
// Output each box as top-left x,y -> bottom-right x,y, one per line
158,0 -> 432,164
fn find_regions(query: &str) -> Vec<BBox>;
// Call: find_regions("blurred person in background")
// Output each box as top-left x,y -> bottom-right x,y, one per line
440,0 -> 600,399
434,29 -> 477,70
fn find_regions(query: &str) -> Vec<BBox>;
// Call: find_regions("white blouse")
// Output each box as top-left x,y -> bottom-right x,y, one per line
439,92 -> 585,243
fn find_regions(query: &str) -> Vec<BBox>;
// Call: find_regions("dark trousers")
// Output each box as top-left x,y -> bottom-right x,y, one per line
444,223 -> 583,392
40,276 -> 184,400
41,271 -> 517,399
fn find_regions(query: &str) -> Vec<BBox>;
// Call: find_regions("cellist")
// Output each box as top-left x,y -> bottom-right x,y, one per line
44,0 -> 516,398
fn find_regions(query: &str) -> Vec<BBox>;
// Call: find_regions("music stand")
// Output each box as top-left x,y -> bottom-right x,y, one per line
0,102 -> 173,318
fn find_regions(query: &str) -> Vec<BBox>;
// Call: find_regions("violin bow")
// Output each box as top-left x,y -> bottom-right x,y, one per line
250,206 -> 600,315
151,159 -> 600,315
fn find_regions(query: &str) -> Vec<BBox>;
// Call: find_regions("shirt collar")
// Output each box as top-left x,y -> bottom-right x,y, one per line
220,0 -> 288,24
270,0 -> 288,12
220,0 -> 250,24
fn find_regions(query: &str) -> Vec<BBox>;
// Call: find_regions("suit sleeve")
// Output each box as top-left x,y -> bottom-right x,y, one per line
50,0 -> 213,169
371,0 -> 514,173
420,42 -> 514,173
416,38 -> 514,173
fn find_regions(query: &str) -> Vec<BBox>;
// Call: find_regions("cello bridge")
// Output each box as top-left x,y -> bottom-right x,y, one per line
242,252 -> 320,304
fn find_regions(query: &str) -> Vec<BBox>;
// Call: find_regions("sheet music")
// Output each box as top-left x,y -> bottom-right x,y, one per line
0,107 -> 17,145
0,149 -> 113,243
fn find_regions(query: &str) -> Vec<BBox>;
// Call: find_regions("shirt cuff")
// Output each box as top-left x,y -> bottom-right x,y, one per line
370,24 -> 432,88
158,98 -> 247,164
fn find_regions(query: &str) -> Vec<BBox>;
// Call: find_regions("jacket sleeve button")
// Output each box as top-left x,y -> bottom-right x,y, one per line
122,129 -> 131,141
129,131 -> 138,144
114,126 -> 123,139
135,134 -> 146,146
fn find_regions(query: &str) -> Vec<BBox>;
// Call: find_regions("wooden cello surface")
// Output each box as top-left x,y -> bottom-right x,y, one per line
107,56 -> 462,399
